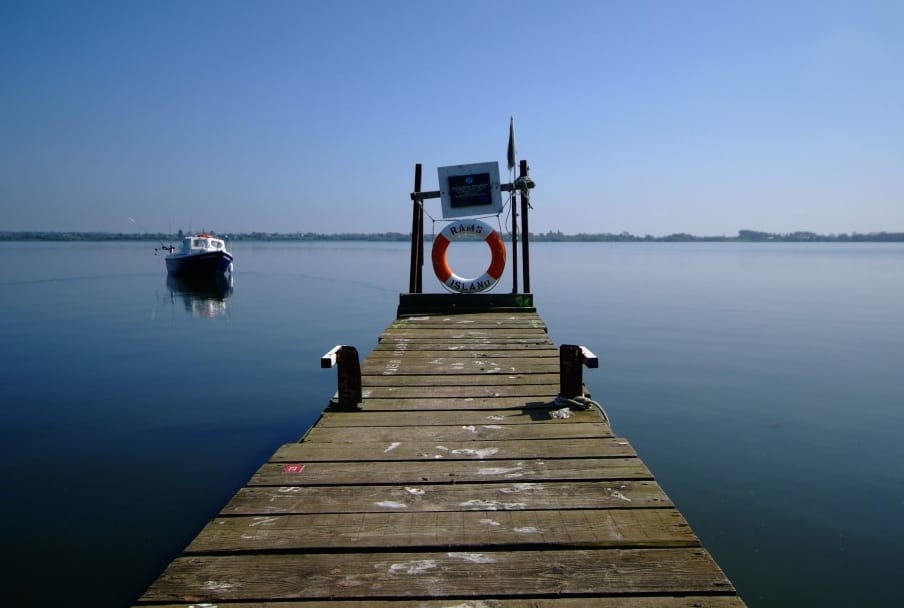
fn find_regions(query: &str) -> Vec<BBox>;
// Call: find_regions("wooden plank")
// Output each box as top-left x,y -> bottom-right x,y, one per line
379,338 -> 555,347
186,509 -> 697,553
380,329 -> 550,339
362,373 -> 560,387
366,352 -> 560,364
386,322 -> 549,332
378,325 -> 552,334
361,384 -> 558,399
316,408 -> 603,426
391,314 -> 545,321
222,481 -> 669,515
380,330 -> 550,339
250,458 -> 650,486
138,548 -> 734,602
141,598 -> 747,608
362,359 -> 560,375
303,423 -> 612,444
371,342 -> 558,352
272,438 -> 637,462
390,316 -> 547,329
384,320 -> 548,329
369,346 -> 559,358
356,396 -> 564,410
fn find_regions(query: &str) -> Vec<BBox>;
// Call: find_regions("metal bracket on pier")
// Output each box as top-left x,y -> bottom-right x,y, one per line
559,344 -> 599,399
321,345 -> 362,409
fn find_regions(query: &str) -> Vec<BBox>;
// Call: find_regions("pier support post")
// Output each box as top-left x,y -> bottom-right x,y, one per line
511,183 -> 519,294
321,345 -> 362,409
559,344 -> 599,399
409,164 -> 424,294
519,159 -> 531,293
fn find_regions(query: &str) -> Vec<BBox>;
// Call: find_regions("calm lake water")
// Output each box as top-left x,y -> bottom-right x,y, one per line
1,240 -> 902,607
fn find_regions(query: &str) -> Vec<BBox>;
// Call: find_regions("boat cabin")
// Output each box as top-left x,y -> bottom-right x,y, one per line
181,234 -> 228,254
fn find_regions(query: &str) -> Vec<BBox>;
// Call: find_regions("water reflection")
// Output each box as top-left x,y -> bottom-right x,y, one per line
166,273 -> 233,318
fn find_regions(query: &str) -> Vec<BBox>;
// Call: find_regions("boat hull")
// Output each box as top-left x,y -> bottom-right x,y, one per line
165,251 -> 233,276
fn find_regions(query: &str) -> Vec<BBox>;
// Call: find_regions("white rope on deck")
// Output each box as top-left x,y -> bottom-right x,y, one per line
553,393 -> 610,424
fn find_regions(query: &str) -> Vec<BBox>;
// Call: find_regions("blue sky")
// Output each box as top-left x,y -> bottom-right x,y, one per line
1,0 -> 901,236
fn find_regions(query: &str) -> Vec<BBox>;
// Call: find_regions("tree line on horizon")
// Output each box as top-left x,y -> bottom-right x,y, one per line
2,229 -> 903,243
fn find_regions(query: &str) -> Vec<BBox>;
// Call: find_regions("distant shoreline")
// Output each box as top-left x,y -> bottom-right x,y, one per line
1,230 -> 903,243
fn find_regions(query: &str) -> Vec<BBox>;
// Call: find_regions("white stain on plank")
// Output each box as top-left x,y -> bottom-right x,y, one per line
249,516 -> 278,527
459,499 -> 527,510
202,580 -> 235,591
448,552 -> 496,564
500,483 -> 544,494
514,526 -> 542,534
608,489 -> 632,502
451,447 -> 499,459
387,560 -> 438,575
382,359 -> 402,375
477,466 -> 523,476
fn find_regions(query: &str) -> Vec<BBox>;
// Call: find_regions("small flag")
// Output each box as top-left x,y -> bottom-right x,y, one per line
506,116 -> 516,171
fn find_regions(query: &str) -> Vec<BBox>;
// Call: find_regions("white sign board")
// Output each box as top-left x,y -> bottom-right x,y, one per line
437,162 -> 503,219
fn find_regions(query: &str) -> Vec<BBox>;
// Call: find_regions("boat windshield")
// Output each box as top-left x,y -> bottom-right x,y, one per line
180,236 -> 225,253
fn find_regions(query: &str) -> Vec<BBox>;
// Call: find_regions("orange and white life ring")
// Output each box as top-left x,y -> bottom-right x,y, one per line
431,219 -> 506,293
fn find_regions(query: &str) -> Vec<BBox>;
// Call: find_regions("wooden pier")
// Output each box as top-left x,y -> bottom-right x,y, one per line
136,294 -> 746,607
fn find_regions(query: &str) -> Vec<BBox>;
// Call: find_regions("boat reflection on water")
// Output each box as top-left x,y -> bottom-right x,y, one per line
166,273 -> 234,318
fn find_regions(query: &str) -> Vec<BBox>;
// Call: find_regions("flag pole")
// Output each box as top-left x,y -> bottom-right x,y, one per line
507,117 -> 519,294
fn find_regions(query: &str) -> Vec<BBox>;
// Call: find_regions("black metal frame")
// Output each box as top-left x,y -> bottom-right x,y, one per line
408,160 -> 534,295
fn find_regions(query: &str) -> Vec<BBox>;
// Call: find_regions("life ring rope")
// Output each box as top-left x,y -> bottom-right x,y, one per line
431,218 -> 506,293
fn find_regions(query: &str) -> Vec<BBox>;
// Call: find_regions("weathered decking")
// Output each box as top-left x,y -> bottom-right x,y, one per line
136,308 -> 746,607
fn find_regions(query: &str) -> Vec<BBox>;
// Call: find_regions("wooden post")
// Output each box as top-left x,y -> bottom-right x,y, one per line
519,159 -> 531,293
559,344 -> 583,399
321,345 -> 362,409
408,164 -> 423,294
511,185 -> 519,294
559,344 -> 599,399
416,169 -> 424,293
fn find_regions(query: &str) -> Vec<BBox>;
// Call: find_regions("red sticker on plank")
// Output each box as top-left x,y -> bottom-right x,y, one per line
282,464 -> 305,474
